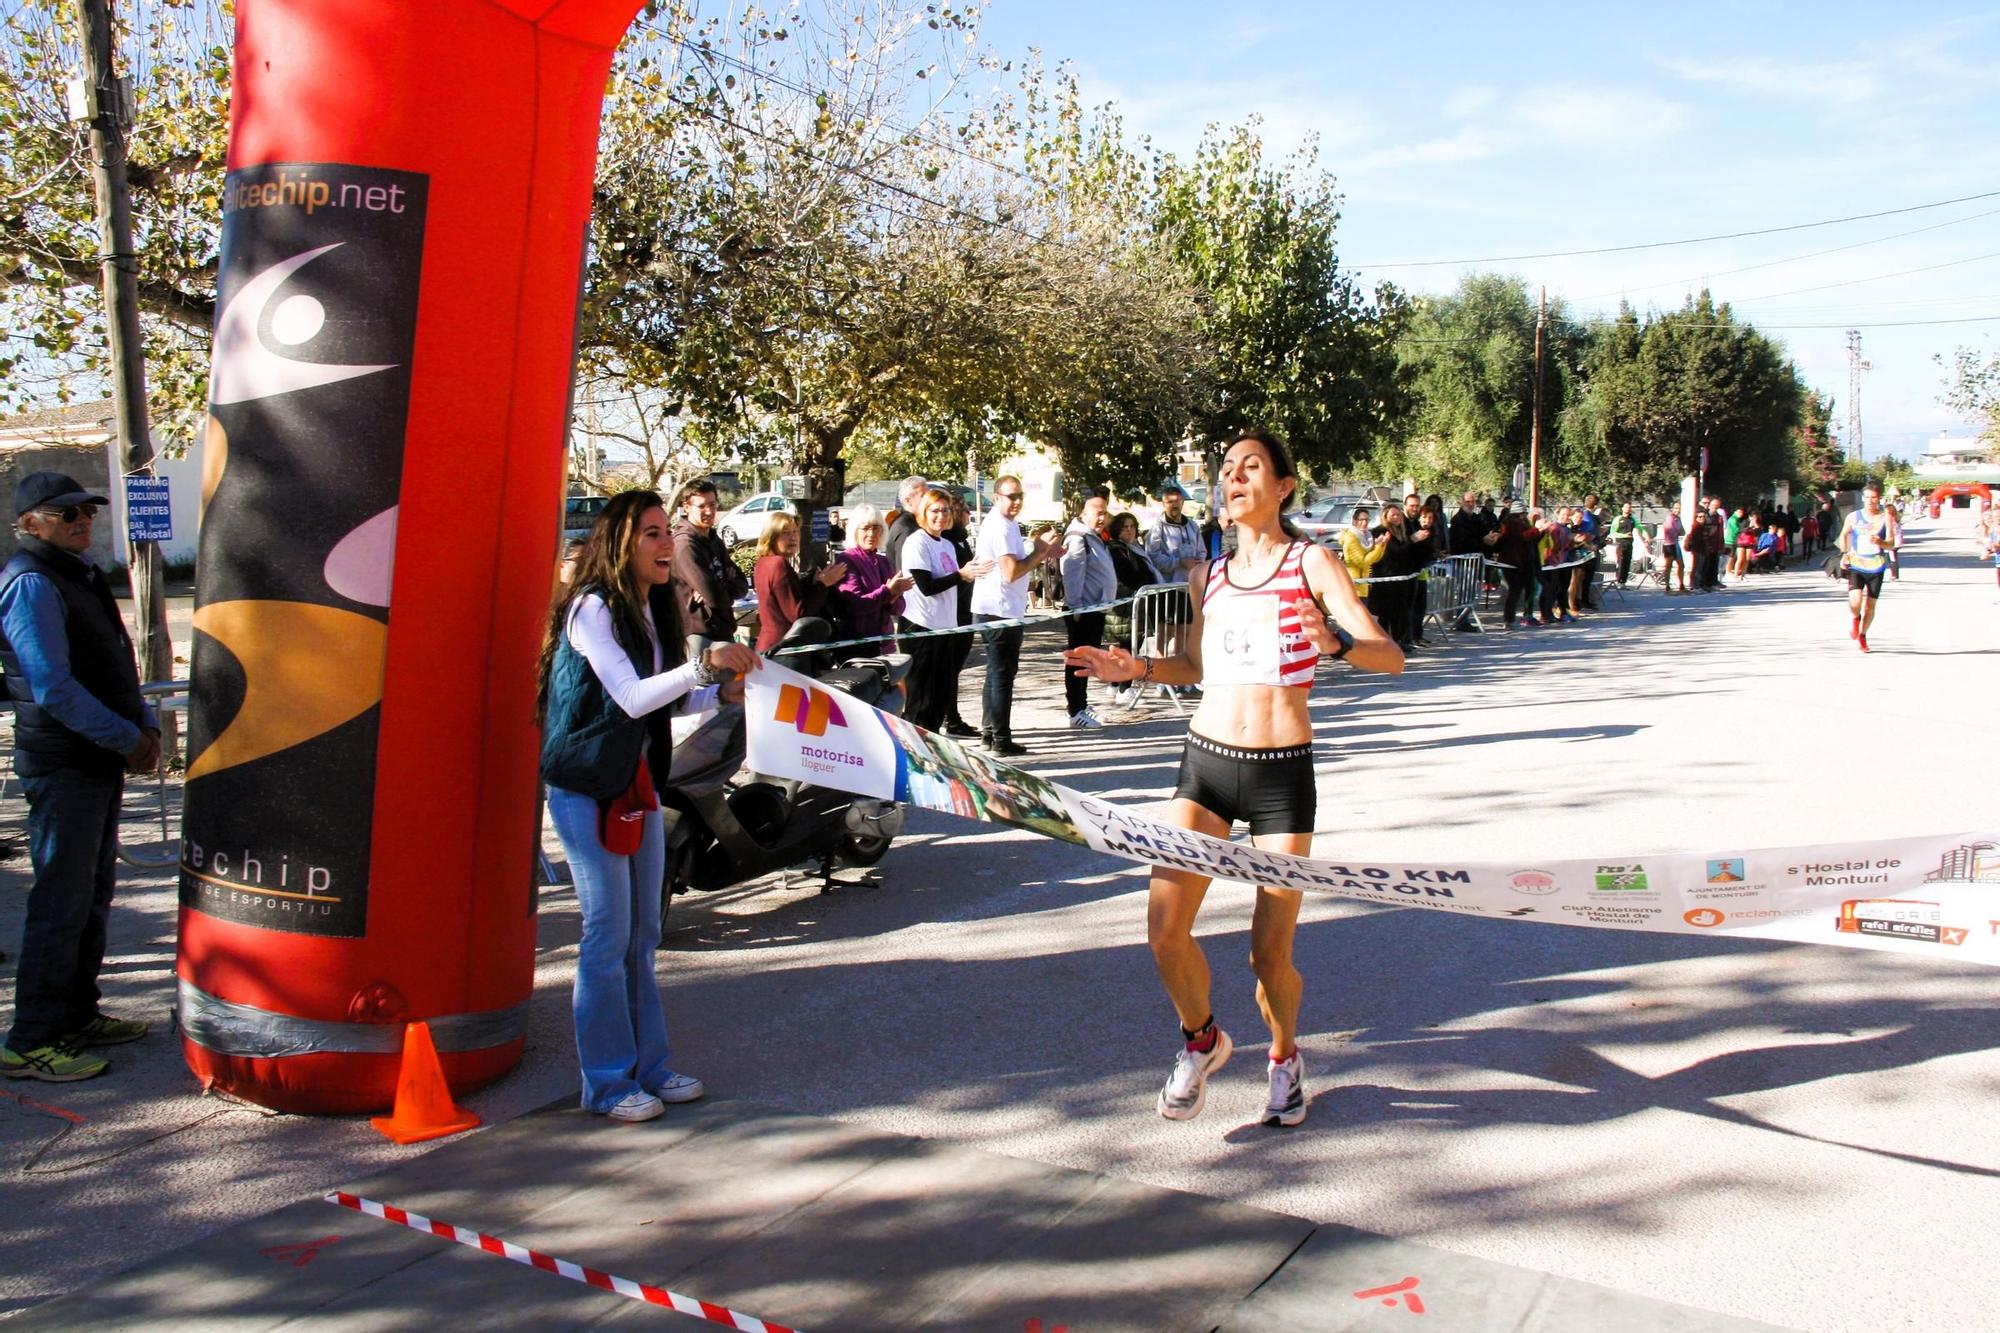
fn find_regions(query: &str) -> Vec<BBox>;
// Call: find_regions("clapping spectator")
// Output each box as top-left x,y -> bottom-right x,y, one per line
753,513 -> 845,653
827,504 -> 912,658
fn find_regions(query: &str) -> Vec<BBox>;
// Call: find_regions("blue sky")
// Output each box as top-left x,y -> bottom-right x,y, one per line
974,1 -> 2000,460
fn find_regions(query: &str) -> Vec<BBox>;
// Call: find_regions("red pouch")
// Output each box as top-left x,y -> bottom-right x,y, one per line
597,755 -> 658,856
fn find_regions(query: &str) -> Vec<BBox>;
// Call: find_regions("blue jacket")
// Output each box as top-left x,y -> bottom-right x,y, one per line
539,587 -> 677,801
0,538 -> 153,777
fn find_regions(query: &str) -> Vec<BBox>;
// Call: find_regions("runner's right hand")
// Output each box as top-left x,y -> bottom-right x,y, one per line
1062,644 -> 1142,682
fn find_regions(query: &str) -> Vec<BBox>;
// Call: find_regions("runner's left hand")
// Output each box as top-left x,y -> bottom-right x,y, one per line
1294,596 -> 1344,655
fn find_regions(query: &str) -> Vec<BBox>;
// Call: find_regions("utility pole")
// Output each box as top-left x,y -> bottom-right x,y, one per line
1844,329 -> 1870,469
1528,285 -> 1546,509
73,0 -> 173,704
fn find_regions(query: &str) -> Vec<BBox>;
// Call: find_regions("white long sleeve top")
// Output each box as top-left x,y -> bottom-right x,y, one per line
565,593 -> 720,721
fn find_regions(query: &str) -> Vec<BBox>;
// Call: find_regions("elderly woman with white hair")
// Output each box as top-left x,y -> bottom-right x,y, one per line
828,503 -> 913,658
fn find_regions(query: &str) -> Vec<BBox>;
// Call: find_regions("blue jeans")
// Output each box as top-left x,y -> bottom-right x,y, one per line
546,784 -> 676,1112
976,616 -> 1024,740
8,764 -> 123,1051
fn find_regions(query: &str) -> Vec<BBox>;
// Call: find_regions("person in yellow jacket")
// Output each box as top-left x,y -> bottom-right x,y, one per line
1336,506 -> 1387,583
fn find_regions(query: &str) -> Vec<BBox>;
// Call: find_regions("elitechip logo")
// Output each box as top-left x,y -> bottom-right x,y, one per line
1508,869 -> 1559,896
775,683 -> 846,737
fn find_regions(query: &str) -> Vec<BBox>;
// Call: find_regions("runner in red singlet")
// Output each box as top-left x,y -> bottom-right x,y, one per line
1064,429 -> 1403,1126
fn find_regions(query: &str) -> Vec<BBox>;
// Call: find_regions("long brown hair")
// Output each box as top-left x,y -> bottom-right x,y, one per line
536,490 -> 681,713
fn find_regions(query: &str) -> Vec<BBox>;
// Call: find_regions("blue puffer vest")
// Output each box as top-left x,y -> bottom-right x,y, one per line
539,586 -> 677,801
0,537 -> 145,778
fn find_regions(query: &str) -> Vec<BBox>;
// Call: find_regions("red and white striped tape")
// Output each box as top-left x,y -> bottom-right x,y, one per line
326,1191 -> 799,1332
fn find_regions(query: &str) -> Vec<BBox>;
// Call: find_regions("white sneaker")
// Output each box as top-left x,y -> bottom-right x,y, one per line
605,1091 -> 664,1122
1112,686 -> 1141,710
1263,1051 -> 1307,1127
1069,708 -> 1103,730
651,1072 -> 705,1104
1158,1028 -> 1232,1120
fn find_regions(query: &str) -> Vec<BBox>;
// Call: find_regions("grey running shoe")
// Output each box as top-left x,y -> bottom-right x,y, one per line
1263,1051 -> 1307,1127
1158,1028 -> 1232,1121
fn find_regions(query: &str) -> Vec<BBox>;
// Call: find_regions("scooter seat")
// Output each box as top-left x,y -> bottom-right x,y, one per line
817,665 -> 888,704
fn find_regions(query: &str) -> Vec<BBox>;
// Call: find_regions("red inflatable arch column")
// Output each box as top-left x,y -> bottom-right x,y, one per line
177,0 -> 647,1113
1927,483 -> 1993,520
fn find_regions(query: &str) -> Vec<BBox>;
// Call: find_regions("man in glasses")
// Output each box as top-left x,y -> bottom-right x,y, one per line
970,475 -> 1056,756
0,472 -> 159,1082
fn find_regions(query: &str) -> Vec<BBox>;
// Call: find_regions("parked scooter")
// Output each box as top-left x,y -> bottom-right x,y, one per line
661,617 -> 909,900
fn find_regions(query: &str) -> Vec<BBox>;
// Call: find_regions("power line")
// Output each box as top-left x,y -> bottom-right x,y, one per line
1350,188 -> 2000,269
1570,206 -> 2000,304
1730,249 -> 2000,304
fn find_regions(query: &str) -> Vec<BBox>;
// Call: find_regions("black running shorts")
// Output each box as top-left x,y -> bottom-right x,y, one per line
1172,731 -> 1317,836
1847,568 -> 1886,597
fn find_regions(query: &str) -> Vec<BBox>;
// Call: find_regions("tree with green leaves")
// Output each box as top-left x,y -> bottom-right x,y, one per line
1150,123 -> 1408,478
1562,293 -> 1808,502
1,0 -> 231,435
1938,344 -> 2000,442
1381,273 -> 1583,494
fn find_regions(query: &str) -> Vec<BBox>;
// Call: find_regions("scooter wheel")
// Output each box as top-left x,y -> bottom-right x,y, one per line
839,832 -> 893,867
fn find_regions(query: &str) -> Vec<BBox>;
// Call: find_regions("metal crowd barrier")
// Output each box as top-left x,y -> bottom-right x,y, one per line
116,680 -> 188,869
1125,582 -> 1195,713
1423,554 -> 1486,633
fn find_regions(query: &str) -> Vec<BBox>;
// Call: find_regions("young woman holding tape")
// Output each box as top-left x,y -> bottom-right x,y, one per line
1064,429 -> 1403,1127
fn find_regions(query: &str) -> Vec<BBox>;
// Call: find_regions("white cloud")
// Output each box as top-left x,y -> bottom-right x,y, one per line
1657,55 -> 1882,105
1441,85 -> 1501,120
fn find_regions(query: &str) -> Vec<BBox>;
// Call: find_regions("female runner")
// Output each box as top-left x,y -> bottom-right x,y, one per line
1064,429 -> 1403,1126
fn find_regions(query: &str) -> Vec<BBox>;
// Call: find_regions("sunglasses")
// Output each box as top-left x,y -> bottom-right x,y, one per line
37,504 -> 99,522
995,491 -> 1024,500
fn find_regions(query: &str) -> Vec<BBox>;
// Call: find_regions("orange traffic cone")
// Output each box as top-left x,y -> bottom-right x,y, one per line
370,1021 -> 481,1144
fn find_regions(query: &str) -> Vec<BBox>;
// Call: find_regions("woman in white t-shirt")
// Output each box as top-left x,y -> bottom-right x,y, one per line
899,486 -> 992,730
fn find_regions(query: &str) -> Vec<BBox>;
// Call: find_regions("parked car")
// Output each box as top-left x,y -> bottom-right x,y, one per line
1291,495 -> 1369,546
717,492 -> 795,548
562,495 -> 609,539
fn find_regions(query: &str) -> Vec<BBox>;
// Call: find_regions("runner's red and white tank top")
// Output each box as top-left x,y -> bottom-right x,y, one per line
1200,541 -> 1318,689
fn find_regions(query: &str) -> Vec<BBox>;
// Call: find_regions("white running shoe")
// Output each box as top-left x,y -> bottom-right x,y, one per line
1112,685 -> 1142,710
1069,708 -> 1103,729
1263,1051 -> 1307,1127
651,1072 -> 705,1104
605,1090 -> 665,1122
1158,1028 -> 1232,1120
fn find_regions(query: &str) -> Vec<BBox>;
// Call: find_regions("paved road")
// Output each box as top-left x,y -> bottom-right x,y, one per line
2,509 -> 1995,1330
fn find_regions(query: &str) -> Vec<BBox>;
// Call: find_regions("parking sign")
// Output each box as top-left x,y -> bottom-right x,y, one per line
125,476 -> 173,542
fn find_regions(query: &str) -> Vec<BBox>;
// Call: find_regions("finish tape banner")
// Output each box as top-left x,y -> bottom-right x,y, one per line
745,662 -> 2000,967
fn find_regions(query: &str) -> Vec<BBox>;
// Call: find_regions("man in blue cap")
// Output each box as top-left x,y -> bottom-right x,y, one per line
1,471 -> 158,1081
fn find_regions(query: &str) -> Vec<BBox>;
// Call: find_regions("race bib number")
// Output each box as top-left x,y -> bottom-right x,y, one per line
1203,595 -> 1281,686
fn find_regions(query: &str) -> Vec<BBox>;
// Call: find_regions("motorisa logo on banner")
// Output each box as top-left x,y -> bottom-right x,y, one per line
745,662 -> 896,799
776,682 -> 844,737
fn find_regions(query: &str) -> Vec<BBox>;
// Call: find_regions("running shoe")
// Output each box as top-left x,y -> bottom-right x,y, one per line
986,737 -> 1028,758
650,1072 -> 705,1104
1,1039 -> 107,1083
605,1091 -> 665,1122
1158,1028 -> 1232,1121
1112,685 -> 1141,710
1069,709 -> 1103,730
1263,1051 -> 1308,1127
1858,634 -> 1870,653
71,1014 -> 148,1047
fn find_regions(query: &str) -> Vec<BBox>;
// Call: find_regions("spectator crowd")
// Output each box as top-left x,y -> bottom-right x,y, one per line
660,473 -> 1855,746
